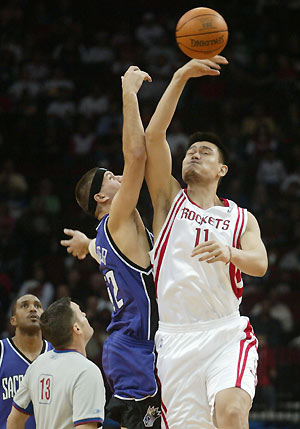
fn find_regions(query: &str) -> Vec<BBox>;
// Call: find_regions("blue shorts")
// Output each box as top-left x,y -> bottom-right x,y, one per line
102,331 -> 158,400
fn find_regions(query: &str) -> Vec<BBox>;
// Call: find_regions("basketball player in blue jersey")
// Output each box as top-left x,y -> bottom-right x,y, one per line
61,66 -> 161,429
144,57 -> 268,428
0,294 -> 52,429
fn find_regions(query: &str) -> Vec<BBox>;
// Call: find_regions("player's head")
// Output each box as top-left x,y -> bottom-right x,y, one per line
75,167 -> 122,219
10,294 -> 43,335
182,131 -> 228,185
39,297 -> 93,349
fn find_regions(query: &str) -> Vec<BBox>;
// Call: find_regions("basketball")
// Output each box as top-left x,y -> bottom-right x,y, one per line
175,7 -> 228,60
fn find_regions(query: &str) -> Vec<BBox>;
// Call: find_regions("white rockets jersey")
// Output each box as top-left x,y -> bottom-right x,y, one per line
13,349 -> 105,428
150,189 -> 248,324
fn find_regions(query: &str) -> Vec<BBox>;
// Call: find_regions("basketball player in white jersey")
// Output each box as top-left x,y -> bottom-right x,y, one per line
144,56 -> 268,428
7,297 -> 105,428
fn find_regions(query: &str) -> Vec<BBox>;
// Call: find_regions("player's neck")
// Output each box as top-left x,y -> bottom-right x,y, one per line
67,339 -> 87,357
13,330 -> 43,360
186,183 -> 223,209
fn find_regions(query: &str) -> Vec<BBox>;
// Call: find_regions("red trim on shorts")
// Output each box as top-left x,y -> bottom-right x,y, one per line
154,192 -> 184,259
236,322 -> 257,388
161,409 -> 169,429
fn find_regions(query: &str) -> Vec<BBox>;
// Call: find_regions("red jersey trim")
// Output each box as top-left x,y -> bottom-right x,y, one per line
154,196 -> 185,296
154,192 -> 185,260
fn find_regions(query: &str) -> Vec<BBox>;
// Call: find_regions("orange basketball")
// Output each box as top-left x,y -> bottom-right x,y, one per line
175,7 -> 228,59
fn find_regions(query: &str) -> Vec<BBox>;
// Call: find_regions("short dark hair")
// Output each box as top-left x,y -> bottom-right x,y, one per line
75,167 -> 98,215
39,297 -> 75,348
188,131 -> 229,164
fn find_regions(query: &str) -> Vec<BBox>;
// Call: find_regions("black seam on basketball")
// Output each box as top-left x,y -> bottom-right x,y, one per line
176,30 -> 228,38
177,43 -> 224,54
176,14 -> 225,32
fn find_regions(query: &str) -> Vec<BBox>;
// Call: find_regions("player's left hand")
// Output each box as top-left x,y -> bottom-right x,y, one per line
60,228 -> 90,260
121,65 -> 152,94
191,240 -> 231,264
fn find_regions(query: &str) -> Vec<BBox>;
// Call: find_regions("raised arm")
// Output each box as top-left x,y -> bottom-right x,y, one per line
107,66 -> 152,232
145,56 -> 228,221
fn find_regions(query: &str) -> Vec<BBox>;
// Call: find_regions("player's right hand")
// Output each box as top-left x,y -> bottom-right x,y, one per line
121,65 -> 152,94
178,55 -> 229,80
60,228 -> 90,260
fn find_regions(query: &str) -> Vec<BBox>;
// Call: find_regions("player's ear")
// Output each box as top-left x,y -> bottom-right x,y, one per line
73,322 -> 81,336
10,315 -> 17,327
219,164 -> 228,177
94,193 -> 109,204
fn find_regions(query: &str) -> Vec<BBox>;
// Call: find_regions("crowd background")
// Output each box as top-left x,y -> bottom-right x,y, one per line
0,0 -> 299,427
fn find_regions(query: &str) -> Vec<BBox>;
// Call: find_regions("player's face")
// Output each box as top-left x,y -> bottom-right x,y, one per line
100,171 -> 122,199
71,302 -> 94,342
182,141 -> 225,183
11,294 -> 43,334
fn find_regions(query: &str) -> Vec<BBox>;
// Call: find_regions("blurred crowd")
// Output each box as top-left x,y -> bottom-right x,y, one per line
0,0 -> 300,410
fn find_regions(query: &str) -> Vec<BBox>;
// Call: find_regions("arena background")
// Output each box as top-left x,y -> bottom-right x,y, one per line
0,1 -> 299,427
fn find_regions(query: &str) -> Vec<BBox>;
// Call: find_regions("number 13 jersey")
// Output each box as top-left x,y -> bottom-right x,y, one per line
151,189 -> 248,324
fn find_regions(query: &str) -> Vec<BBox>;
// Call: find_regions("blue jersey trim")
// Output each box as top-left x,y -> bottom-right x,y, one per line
103,216 -> 152,273
13,401 -> 33,416
53,349 -> 81,354
74,417 -> 104,426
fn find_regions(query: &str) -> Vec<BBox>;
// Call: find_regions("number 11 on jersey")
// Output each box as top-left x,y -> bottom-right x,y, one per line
194,228 -> 209,247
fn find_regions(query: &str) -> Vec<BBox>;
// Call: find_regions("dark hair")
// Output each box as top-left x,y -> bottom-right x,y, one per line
188,131 -> 229,164
39,297 -> 75,348
10,294 -> 41,317
75,167 -> 98,215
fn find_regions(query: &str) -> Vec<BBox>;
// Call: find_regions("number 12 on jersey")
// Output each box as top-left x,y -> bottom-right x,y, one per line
194,228 -> 209,247
39,374 -> 53,404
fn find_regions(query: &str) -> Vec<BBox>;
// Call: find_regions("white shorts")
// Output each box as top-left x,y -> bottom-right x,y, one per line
155,312 -> 258,429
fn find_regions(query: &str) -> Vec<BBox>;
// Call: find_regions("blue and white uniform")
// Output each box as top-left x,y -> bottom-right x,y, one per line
0,338 -> 52,429
94,214 -> 159,401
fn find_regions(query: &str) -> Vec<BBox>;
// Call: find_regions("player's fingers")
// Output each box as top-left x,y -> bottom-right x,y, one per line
60,239 -> 71,246
211,55 -> 229,64
63,228 -> 75,237
202,60 -> 221,69
144,73 -> 152,82
66,247 -> 73,254
78,254 -> 87,260
198,250 -> 220,262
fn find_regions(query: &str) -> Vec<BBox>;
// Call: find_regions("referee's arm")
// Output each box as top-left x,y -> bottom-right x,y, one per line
6,405 -> 29,429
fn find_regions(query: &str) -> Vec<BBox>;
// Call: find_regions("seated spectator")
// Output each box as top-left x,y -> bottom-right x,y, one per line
44,67 -> 75,98
251,298 -> 283,346
255,333 -> 277,411
78,83 -> 109,119
251,289 -> 294,338
279,244 -> 300,272
8,68 -> 41,100
17,262 -> 55,309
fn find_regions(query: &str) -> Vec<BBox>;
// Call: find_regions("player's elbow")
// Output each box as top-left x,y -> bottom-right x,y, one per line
145,127 -> 166,144
124,146 -> 146,163
254,257 -> 268,277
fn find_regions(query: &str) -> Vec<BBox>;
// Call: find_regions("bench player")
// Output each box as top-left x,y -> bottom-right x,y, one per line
0,294 -> 52,429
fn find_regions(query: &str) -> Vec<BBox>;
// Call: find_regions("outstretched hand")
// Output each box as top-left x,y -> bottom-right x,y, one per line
60,228 -> 90,260
121,65 -> 152,94
179,55 -> 228,79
